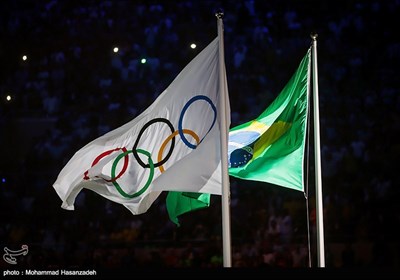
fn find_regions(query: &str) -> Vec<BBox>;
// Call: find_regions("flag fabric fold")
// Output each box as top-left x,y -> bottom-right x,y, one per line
166,192 -> 210,226
53,36 -> 229,216
228,49 -> 311,191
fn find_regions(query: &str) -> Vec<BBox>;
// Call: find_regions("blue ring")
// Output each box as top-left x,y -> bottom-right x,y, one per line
178,95 -> 217,149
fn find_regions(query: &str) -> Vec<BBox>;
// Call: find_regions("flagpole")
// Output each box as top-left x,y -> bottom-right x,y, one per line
311,33 -> 325,267
216,11 -> 232,267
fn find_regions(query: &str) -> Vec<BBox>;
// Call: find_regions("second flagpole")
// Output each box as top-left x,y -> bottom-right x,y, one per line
216,11 -> 232,267
311,33 -> 326,267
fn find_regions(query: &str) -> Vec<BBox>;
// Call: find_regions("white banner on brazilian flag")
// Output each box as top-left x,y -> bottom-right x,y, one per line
53,37 -> 230,215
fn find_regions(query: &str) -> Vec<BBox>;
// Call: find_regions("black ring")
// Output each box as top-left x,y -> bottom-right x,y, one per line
132,118 -> 175,168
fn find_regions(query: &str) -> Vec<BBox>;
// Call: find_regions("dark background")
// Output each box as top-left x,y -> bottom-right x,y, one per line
1,0 -> 399,271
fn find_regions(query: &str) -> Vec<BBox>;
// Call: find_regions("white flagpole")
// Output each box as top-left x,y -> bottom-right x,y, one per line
311,33 -> 325,267
216,11 -> 232,267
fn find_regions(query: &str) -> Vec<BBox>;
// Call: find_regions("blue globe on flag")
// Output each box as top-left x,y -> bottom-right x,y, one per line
228,131 -> 260,168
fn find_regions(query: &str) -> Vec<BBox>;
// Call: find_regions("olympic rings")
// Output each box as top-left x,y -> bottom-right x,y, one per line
83,95 -> 217,200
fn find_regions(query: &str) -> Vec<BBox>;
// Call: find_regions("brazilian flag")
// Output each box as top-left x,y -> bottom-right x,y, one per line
228,49 -> 310,191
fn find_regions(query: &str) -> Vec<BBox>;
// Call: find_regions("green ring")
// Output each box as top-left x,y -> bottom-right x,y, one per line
111,149 -> 154,199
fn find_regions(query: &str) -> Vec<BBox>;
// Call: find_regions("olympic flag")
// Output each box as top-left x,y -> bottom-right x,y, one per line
53,36 -> 230,215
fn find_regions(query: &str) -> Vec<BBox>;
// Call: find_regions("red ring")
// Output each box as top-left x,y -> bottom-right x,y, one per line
83,147 -> 129,182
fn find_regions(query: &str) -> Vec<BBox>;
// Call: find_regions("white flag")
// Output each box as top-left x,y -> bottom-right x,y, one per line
53,37 -> 230,215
